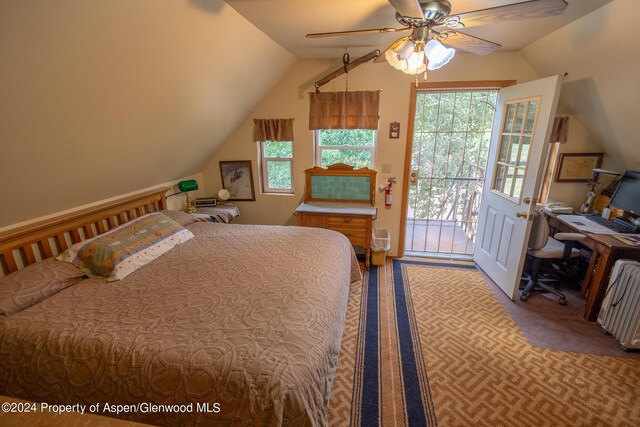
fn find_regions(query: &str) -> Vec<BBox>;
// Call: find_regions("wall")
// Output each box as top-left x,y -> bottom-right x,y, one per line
520,0 -> 640,172
0,173 -> 204,234
0,0 -> 295,227
202,52 -> 539,256
546,113 -> 619,210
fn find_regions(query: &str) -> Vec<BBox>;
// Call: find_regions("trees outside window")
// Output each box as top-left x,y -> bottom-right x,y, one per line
314,129 -> 376,169
259,141 -> 293,194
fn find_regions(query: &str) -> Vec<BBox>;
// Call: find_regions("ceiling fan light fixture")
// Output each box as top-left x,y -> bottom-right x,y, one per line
385,49 -> 407,71
425,39 -> 455,71
385,39 -> 416,72
402,49 -> 426,75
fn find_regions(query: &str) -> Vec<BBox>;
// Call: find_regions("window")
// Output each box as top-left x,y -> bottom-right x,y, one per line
492,98 -> 539,201
314,129 -> 376,169
259,140 -> 294,194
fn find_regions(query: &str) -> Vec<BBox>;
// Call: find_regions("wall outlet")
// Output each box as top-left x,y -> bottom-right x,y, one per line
382,164 -> 392,174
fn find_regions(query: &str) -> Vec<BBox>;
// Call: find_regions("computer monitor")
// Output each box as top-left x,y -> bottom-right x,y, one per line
609,170 -> 640,216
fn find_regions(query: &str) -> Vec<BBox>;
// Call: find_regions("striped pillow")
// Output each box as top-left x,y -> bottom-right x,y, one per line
57,212 -> 193,281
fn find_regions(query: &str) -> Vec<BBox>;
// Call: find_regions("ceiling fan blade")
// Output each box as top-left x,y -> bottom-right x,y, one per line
388,0 -> 424,19
433,29 -> 501,56
374,36 -> 412,63
447,0 -> 568,29
306,27 -> 409,38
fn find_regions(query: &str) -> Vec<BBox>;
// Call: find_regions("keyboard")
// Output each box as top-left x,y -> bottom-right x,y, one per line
586,215 -> 639,234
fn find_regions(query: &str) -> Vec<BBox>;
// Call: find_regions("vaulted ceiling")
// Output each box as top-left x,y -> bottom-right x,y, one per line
225,0 -> 635,171
521,0 -> 640,171
1,0 -> 635,228
0,0 -> 294,227
226,0 -> 611,58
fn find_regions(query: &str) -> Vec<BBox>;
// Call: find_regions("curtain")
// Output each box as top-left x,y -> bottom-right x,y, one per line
308,90 -> 380,130
549,116 -> 569,143
253,118 -> 294,142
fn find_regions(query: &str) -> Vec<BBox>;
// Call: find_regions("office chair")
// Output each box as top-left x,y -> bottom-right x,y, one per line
520,210 -> 586,305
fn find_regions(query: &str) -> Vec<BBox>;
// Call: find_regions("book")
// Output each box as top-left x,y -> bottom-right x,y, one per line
612,234 -> 640,246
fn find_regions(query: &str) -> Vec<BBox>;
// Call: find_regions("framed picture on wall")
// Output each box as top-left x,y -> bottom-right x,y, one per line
219,160 -> 256,201
554,152 -> 604,182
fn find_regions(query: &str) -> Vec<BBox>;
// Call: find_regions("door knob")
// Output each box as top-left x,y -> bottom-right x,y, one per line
516,211 -> 528,219
523,197 -> 531,205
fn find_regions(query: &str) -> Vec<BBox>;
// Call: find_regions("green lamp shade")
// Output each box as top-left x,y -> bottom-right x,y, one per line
178,180 -> 198,192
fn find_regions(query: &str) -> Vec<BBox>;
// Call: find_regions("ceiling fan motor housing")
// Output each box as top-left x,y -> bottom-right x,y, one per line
396,0 -> 452,26
420,0 -> 452,23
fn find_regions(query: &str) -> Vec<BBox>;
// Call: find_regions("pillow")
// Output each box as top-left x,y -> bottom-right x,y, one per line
0,258 -> 86,316
57,212 -> 194,282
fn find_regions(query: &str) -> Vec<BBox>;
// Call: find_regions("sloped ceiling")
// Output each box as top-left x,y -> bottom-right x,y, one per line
0,0 -> 295,226
226,0 -> 611,58
521,0 -> 640,171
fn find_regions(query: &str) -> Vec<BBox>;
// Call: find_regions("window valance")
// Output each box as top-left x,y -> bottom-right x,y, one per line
253,118 -> 294,142
309,91 -> 380,130
549,116 -> 569,144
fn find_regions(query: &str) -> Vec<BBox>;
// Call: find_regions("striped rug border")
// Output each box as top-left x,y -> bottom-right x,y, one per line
351,265 -> 381,426
391,258 -> 476,426
350,259 -> 476,426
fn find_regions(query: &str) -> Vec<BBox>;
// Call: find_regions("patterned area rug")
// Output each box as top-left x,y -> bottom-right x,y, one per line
328,259 -> 640,426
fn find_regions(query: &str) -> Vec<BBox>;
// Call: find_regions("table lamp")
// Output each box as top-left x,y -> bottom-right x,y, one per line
579,169 -> 621,214
178,180 -> 198,213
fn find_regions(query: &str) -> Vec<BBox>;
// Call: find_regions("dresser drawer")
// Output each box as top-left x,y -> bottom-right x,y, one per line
327,215 -> 368,228
327,225 -> 368,246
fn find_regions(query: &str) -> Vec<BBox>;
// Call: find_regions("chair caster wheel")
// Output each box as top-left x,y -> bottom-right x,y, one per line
559,298 -> 567,306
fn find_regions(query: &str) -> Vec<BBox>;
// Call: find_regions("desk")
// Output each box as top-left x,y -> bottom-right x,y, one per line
546,213 -> 640,321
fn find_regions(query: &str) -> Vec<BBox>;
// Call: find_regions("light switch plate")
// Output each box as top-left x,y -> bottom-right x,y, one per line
382,164 -> 392,173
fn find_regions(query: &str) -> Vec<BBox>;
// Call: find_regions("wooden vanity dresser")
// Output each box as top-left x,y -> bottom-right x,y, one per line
296,163 -> 377,267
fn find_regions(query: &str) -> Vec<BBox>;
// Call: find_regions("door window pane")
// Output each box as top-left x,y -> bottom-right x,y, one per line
513,169 -> 525,199
525,103 -> 538,133
498,135 -> 510,163
491,98 -> 539,201
509,136 -> 520,165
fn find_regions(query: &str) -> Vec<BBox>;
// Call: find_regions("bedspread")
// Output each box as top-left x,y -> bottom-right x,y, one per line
0,223 -> 360,426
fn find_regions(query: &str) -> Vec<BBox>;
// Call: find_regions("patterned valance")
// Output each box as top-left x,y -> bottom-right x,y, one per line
309,91 -> 380,130
253,118 -> 294,142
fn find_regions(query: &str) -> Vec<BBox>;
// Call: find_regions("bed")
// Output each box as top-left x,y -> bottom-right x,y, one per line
0,189 -> 360,426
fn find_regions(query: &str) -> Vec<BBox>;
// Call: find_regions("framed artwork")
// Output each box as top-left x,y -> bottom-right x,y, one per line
219,160 -> 256,201
554,152 -> 603,182
389,121 -> 400,139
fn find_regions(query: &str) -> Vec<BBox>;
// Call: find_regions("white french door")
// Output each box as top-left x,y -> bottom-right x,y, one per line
473,75 -> 562,300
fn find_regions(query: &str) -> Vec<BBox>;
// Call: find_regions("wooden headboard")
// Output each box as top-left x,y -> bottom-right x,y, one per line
0,188 -> 168,276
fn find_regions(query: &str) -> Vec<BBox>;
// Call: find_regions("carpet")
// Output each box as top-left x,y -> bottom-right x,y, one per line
328,259 -> 640,426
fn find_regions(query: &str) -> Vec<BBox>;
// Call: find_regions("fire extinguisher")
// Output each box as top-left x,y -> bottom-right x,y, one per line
385,182 -> 393,207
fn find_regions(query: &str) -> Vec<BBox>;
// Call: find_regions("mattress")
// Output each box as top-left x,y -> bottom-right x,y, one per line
0,222 -> 360,426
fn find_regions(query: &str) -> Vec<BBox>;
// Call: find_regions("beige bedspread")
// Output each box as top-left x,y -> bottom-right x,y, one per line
0,223 -> 360,426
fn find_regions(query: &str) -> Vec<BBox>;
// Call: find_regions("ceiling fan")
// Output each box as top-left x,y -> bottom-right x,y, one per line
307,0 -> 568,75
